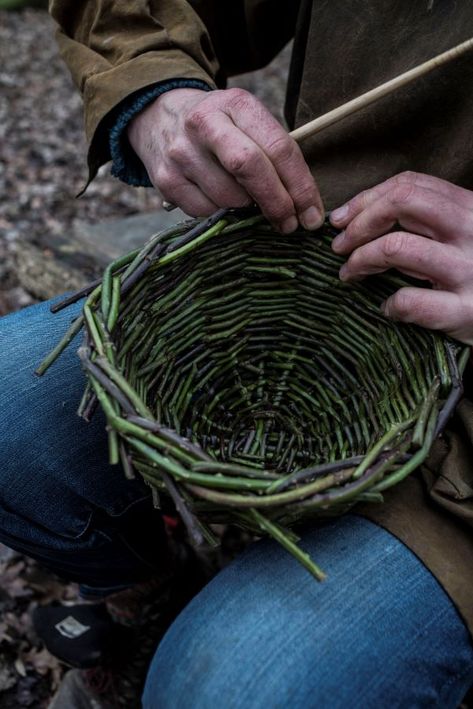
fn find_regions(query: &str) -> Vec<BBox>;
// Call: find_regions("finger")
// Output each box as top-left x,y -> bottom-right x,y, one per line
382,287 -> 473,345
332,184 -> 471,255
181,150 -> 253,209
339,232 -> 468,289
330,171 -> 473,229
194,112 -> 299,232
152,169 -> 218,217
186,90 -> 323,231
263,136 -> 324,230
226,93 -> 324,228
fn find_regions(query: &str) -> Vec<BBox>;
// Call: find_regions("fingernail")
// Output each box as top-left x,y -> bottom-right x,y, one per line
331,232 -> 346,253
339,264 -> 348,281
300,206 -> 323,230
281,215 -> 299,234
331,204 -> 349,223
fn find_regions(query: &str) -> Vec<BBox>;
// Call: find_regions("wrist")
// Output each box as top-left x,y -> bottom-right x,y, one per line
109,81 -> 212,187
128,88 -> 208,152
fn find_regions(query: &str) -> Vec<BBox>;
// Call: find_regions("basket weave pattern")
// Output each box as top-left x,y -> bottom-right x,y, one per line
39,211 -> 466,578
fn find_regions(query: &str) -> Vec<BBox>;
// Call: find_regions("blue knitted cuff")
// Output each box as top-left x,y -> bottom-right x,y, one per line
109,79 -> 213,187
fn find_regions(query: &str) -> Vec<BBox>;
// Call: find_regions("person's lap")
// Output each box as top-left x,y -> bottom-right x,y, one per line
2,300 -> 473,706
144,515 -> 473,709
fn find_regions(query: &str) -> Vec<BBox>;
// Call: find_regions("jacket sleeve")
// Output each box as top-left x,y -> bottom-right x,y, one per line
48,0 -> 222,179
48,0 -> 299,179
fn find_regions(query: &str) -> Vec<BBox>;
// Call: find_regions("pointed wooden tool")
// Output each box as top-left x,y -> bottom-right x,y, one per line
290,36 -> 473,143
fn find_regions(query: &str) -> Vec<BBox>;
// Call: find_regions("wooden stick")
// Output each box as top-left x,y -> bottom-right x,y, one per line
162,37 -> 473,211
290,36 -> 473,143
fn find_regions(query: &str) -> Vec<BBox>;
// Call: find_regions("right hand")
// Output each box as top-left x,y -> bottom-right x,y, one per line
127,87 -> 324,233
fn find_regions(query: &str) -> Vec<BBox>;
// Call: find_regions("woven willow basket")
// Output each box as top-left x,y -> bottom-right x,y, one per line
39,209 -> 468,579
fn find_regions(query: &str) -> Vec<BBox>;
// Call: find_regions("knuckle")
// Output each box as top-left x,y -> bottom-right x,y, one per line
256,189 -> 293,221
209,127 -> 229,144
347,188 -> 374,216
357,188 -> 373,210
293,183 -> 318,208
389,182 -> 416,205
185,107 -> 210,134
166,140 -> 190,164
266,135 -> 297,165
225,146 -> 259,176
225,87 -> 252,109
264,188 -> 296,221
382,232 -> 408,259
395,170 -> 419,186
391,289 -> 415,317
271,198 -> 296,222
152,168 -> 177,196
149,165 -> 166,188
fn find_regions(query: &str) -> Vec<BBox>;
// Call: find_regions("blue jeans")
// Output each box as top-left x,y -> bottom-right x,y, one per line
0,297 -> 170,596
1,300 -> 473,704
144,516 -> 473,709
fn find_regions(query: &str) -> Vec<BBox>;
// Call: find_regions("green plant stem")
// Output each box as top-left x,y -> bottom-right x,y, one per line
248,509 -> 326,581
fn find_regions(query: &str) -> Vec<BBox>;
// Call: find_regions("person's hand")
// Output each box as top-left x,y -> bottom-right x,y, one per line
329,171 -> 473,346
127,87 -> 324,233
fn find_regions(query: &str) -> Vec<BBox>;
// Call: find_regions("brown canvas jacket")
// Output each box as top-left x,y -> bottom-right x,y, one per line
48,0 -> 300,180
48,0 -> 473,634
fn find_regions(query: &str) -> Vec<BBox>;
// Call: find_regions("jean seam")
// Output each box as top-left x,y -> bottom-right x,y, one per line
0,500 -> 95,543
104,492 -> 151,518
63,494 -> 152,541
65,493 -> 152,541
66,509 -> 94,540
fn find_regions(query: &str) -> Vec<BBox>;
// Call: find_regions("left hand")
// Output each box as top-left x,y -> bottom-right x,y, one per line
329,171 -> 473,346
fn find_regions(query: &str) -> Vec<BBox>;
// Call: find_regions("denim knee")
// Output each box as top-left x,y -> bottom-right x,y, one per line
143,516 -> 473,709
